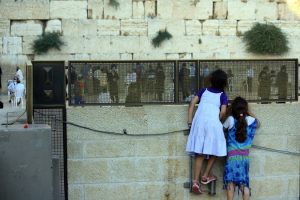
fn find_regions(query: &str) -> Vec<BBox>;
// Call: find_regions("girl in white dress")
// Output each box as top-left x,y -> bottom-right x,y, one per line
186,69 -> 228,194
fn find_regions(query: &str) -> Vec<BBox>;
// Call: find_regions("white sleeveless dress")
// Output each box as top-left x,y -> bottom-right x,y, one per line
186,89 -> 227,157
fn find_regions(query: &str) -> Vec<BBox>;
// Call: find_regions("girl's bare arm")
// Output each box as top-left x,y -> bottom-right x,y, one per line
187,96 -> 199,124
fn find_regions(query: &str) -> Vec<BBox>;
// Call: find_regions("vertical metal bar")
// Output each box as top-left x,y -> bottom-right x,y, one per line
26,64 -> 33,124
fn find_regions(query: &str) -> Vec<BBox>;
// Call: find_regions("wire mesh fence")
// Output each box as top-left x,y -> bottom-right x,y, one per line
68,59 -> 298,105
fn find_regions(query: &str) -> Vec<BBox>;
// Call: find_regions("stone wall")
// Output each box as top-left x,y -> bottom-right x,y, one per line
67,103 -> 300,200
0,0 -> 300,70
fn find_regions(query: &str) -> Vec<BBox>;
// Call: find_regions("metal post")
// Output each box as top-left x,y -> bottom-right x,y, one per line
26,64 -> 33,124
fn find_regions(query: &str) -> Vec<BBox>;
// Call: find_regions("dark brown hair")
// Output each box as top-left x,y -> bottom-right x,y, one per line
231,96 -> 248,143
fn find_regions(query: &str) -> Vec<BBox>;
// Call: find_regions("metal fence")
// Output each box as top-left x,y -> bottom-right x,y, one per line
68,59 -> 298,105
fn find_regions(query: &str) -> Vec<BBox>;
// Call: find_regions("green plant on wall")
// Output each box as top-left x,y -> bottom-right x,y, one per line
32,32 -> 64,55
243,23 -> 289,55
108,0 -> 120,9
152,29 -> 173,48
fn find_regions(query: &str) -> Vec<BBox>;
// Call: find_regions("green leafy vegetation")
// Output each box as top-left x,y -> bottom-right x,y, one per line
151,29 -> 173,48
108,0 -> 120,9
32,32 -> 64,55
243,23 -> 289,55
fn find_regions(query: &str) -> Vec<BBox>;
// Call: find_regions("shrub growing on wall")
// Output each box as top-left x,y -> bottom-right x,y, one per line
108,0 -> 120,9
32,32 -> 64,55
152,29 -> 173,48
243,23 -> 289,55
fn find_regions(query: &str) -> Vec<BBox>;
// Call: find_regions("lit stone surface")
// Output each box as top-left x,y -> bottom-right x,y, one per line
11,20 -> 43,36
148,19 -> 185,36
133,1 -> 145,19
3,37 -> 22,54
255,0 -> 277,20
45,19 -> 62,33
67,104 -> 300,199
103,0 -> 132,19
213,0 -> 228,19
227,0 -> 256,20
0,20 -> 10,36
0,2 -> 50,19
120,19 -> 147,36
185,20 -> 202,36
50,1 -> 87,19
87,0 -> 104,19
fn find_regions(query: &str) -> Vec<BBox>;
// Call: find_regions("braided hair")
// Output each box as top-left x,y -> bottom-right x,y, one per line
231,97 -> 248,143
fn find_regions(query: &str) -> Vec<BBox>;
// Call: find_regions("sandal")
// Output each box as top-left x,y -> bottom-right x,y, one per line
192,180 -> 202,194
201,175 -> 217,185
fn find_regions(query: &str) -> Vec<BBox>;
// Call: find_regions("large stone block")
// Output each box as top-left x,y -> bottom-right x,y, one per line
133,52 -> 167,60
0,2 -> 50,19
253,135 -> 287,151
148,19 -> 185,36
213,0 -> 228,19
87,0 -> 104,19
85,184 -> 136,200
84,139 -> 136,158
0,20 -> 10,37
185,20 -> 202,36
135,158 -> 165,181
133,1 -> 145,19
90,53 -> 121,60
227,0 -> 256,20
145,0 -> 156,18
62,19 -> 120,36
237,20 -> 257,35
11,20 -> 43,36
109,158 -> 137,182
50,1 -> 87,19
68,185 -> 83,200
120,19 -> 147,36
277,2 -> 299,21
103,0 -> 132,19
255,0 -> 277,21
263,154 -> 299,176
218,20 -> 237,36
157,0 -> 213,19
135,138 -> 169,156
278,21 -> 300,37
97,20 -> 121,35
251,177 -> 286,199
3,37 -> 22,54
68,159 -> 109,183
45,19 -> 62,33
202,20 -> 219,36
67,141 -> 83,159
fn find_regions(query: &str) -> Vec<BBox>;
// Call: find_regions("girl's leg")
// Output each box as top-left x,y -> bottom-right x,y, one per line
242,186 -> 250,200
194,154 -> 205,181
227,183 -> 234,200
202,156 -> 216,177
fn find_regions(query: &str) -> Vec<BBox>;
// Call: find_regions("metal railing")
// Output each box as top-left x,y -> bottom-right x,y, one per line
68,59 -> 298,105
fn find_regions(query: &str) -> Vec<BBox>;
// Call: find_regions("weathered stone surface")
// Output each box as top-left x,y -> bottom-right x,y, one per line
202,20 -> 220,36
68,159 -> 109,183
85,184 -> 136,200
218,20 -> 237,36
120,19 -> 147,36
0,2 -> 50,19
277,2 -> 299,21
185,20 -> 202,35
87,0 -> 104,19
50,1 -> 87,19
0,20 -> 10,37
133,1 -> 144,19
157,0 -> 213,19
85,140 -> 135,158
251,177 -> 286,199
103,0 -> 132,19
0,38 -> 2,54
11,20 -> 43,36
148,19 -> 185,36
62,19 -> 120,36
3,37 -> 22,54
145,0 -> 156,18
213,0 -> 228,19
45,19 -> 62,33
67,141 -> 83,159
237,20 -> 256,35
228,0 -> 256,20
255,0 -> 277,20
68,185 -> 83,200
264,154 -> 299,176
